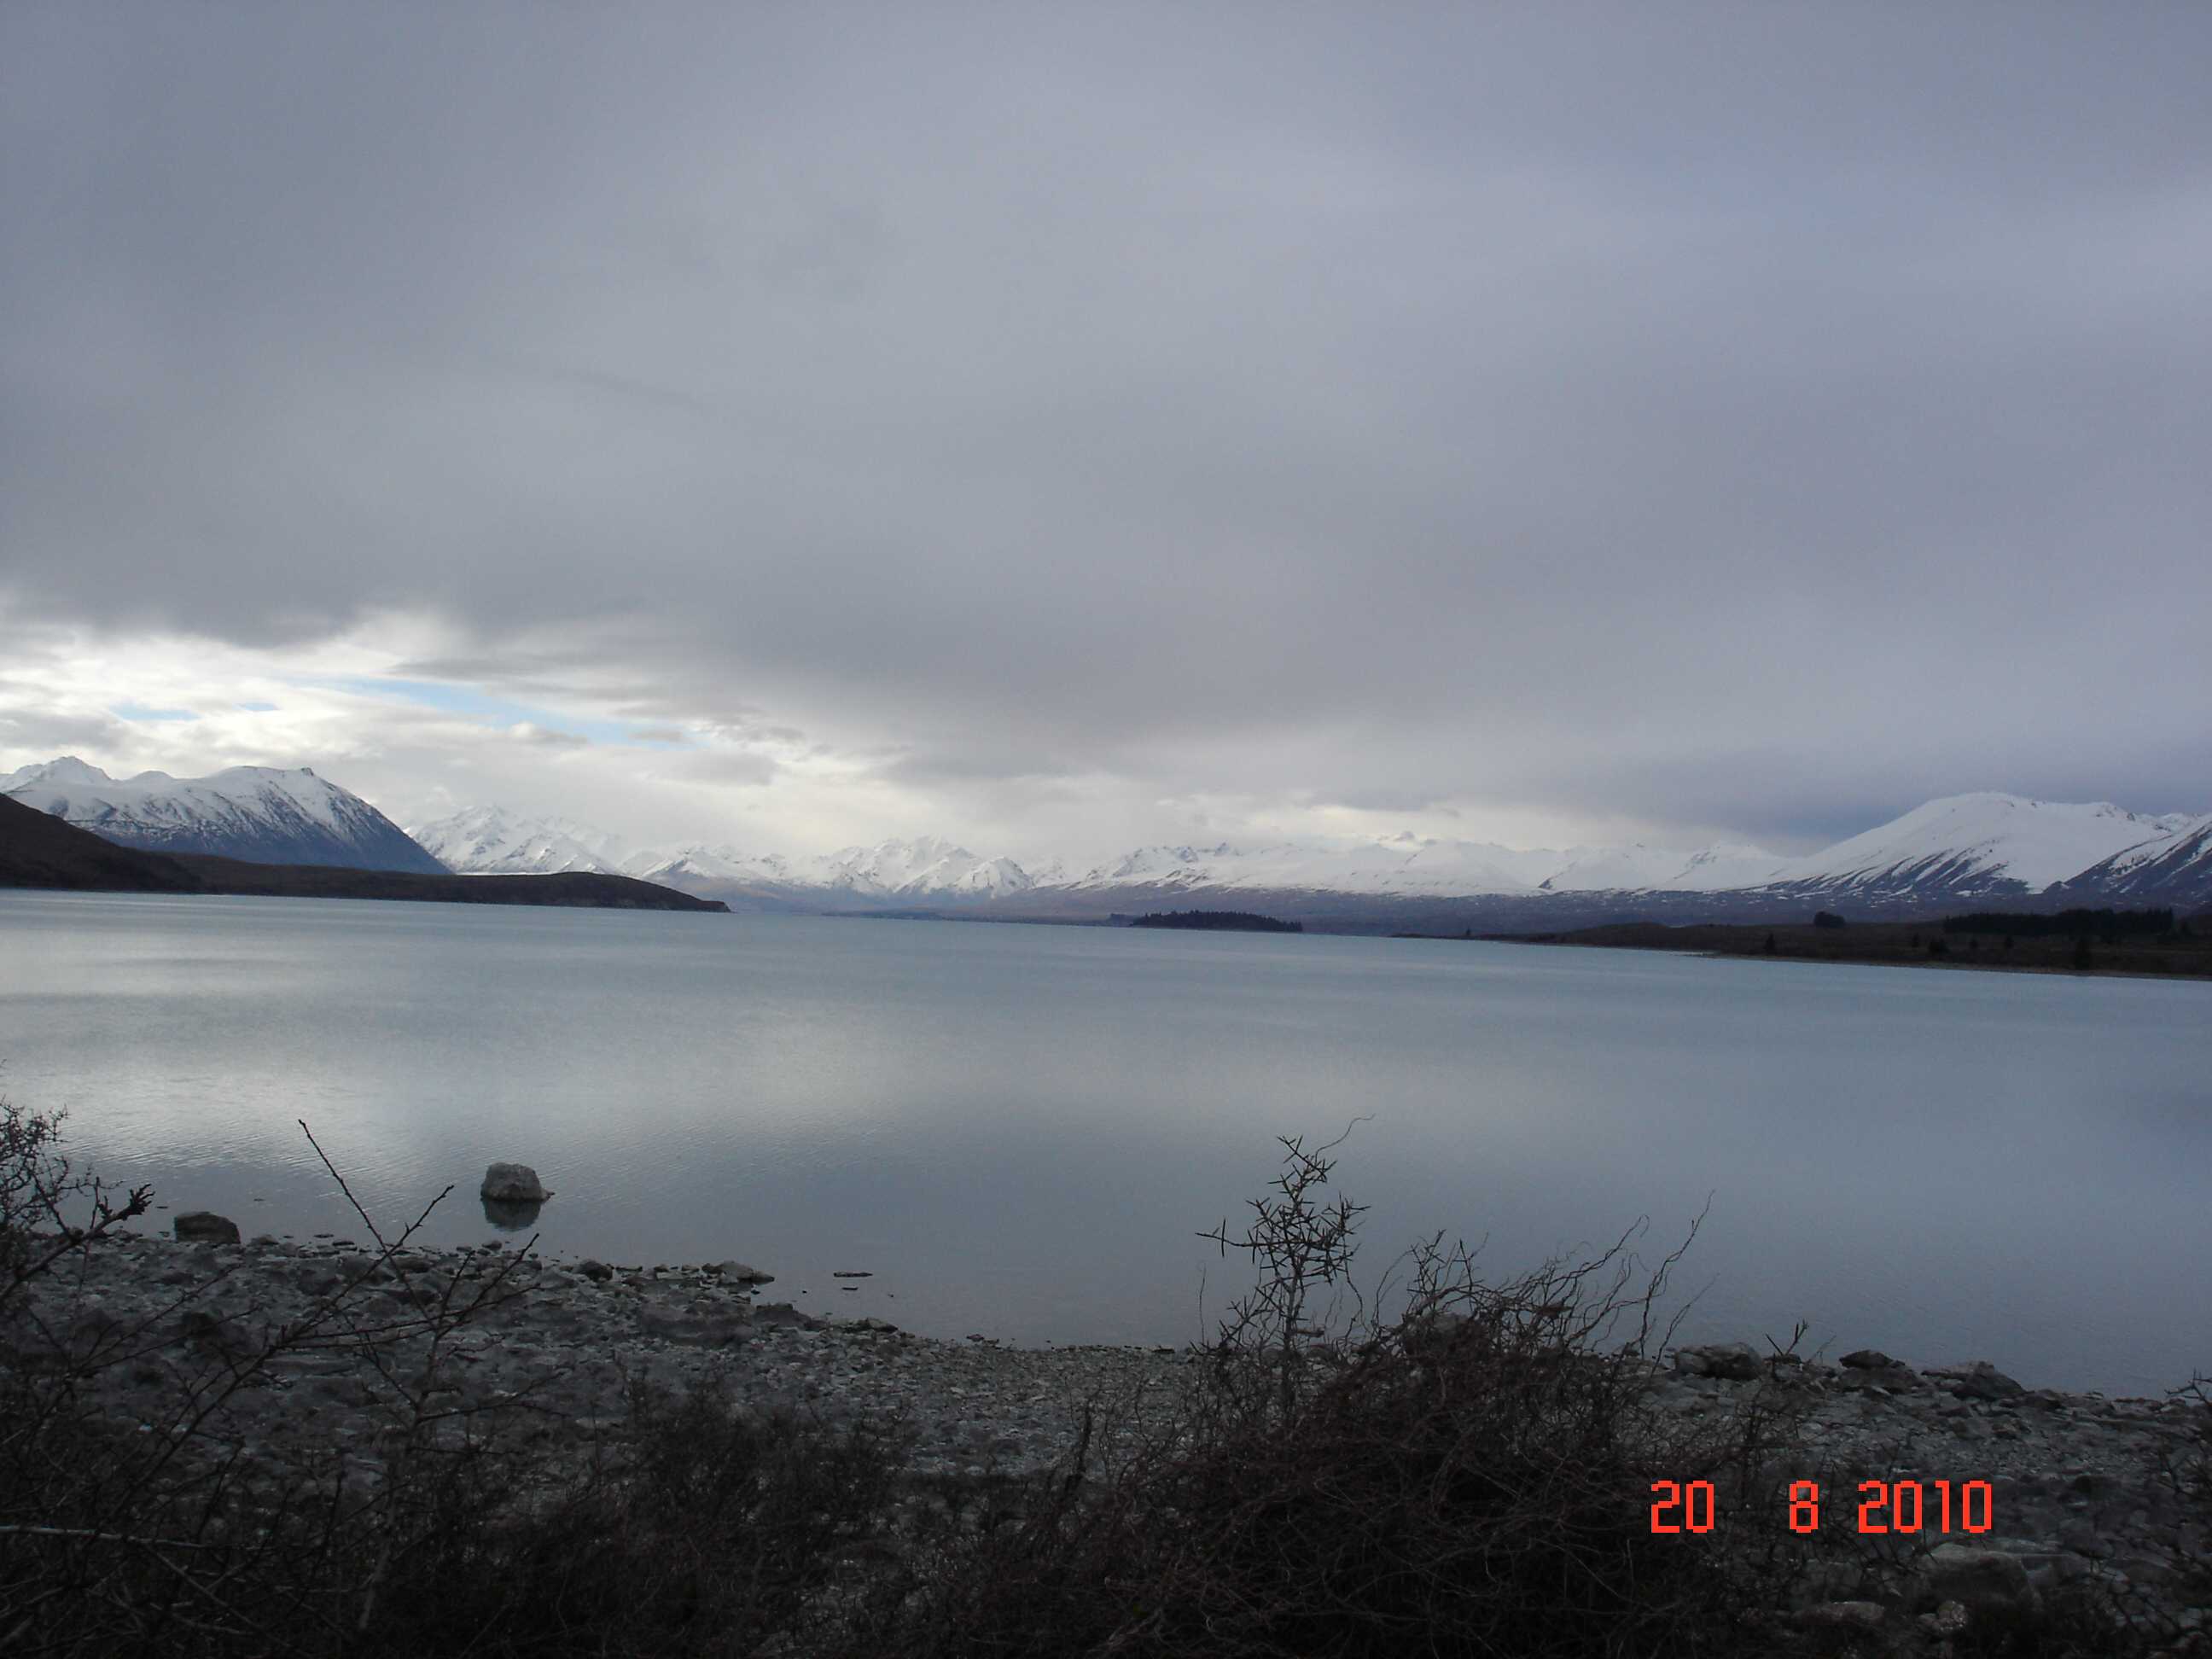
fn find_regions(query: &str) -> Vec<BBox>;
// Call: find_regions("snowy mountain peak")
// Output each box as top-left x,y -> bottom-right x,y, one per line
1755,792 -> 2179,897
813,835 -> 1024,898
406,806 -> 634,876
5,756 -> 443,873
1,755 -> 115,790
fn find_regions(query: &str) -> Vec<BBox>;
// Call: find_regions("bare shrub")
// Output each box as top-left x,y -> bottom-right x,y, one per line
346,1382 -> 913,1658
0,1097 -> 919,1657
847,1132 -> 1811,1658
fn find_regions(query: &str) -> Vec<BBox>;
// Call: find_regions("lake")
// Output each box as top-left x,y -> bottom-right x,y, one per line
1,890 -> 2204,1395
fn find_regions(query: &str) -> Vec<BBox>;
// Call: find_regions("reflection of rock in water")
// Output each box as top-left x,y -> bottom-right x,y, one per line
481,1196 -> 544,1231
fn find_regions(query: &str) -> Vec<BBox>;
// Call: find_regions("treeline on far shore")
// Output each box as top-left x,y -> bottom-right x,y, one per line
1494,906 -> 2212,978
1126,910 -> 1304,934
1941,906 -> 2184,938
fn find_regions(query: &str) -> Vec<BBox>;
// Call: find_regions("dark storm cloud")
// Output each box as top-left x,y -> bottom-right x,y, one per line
3,3 -> 2208,844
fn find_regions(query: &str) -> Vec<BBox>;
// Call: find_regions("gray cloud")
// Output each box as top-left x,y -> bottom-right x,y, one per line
0,710 -> 130,754
509,724 -> 587,748
669,750 -> 778,789
3,3 -> 2208,852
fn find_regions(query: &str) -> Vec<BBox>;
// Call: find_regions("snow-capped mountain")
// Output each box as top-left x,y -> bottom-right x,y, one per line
4,758 -> 444,873
800,837 -> 1038,900
422,815 -> 1035,906
1052,832 -> 1784,900
2051,812 -> 2212,909
398,791 -> 2206,921
1064,836 -> 1550,897
1738,794 -> 2178,906
1538,841 -> 1782,894
623,844 -> 793,887
406,806 -> 632,876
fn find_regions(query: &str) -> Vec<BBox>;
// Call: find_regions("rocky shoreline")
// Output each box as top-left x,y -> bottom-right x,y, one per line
8,1227 -> 2206,1650
8,1226 -> 1194,1483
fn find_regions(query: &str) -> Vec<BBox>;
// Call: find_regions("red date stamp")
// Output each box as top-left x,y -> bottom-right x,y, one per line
1650,1479 -> 1994,1535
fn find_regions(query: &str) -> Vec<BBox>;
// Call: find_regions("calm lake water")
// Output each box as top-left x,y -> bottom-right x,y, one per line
2,890 -> 2205,1394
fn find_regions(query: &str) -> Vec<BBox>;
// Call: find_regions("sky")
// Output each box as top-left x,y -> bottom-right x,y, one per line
3,3 -> 2208,866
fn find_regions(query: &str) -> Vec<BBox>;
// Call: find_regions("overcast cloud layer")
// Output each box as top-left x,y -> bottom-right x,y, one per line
3,3 -> 2208,863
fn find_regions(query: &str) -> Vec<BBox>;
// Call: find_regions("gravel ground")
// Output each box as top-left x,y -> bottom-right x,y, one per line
7,1230 -> 2205,1651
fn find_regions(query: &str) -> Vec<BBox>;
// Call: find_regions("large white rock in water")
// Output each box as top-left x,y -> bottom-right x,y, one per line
480,1162 -> 550,1203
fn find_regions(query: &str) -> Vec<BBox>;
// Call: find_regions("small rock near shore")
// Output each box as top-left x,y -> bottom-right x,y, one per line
172,1212 -> 241,1245
705,1260 -> 774,1284
1920,1544 -> 2039,1617
1673,1342 -> 1761,1381
1933,1359 -> 2026,1400
1840,1348 -> 1901,1370
480,1162 -> 550,1203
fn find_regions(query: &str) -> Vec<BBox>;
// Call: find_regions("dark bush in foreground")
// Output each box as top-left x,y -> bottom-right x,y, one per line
837,1132 -> 1807,1658
347,1387 -> 910,1657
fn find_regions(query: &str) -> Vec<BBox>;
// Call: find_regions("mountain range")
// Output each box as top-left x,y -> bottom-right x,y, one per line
2,757 -> 445,873
7,757 -> 2209,923
405,791 -> 2212,923
0,793 -> 725,911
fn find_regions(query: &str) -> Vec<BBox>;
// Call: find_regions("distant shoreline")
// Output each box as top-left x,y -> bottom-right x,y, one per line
1469,918 -> 2212,981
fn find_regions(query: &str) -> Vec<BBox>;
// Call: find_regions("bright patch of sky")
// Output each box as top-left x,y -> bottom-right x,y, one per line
112,703 -> 198,722
319,678 -> 691,750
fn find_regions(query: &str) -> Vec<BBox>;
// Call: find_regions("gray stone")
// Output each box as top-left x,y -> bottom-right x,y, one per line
1921,1543 -> 2039,1616
1840,1348 -> 1900,1370
751,1301 -> 826,1330
637,1306 -> 751,1346
707,1260 -> 774,1284
1938,1359 -> 2026,1400
2056,1516 -> 2105,1557
172,1211 -> 241,1244
1918,1600 -> 1971,1637
480,1162 -> 550,1203
1673,1342 -> 1761,1381
1793,1600 -> 1885,1630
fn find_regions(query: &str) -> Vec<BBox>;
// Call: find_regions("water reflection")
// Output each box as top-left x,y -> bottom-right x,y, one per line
480,1196 -> 544,1231
1,894 -> 2205,1394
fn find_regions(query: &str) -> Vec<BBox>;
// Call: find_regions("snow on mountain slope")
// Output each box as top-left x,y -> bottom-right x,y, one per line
1535,841 -> 1786,894
407,806 -> 631,876
1063,835 -> 1550,897
1752,794 -> 2177,898
1535,844 -> 1687,892
4,757 -> 445,873
375,791 -> 2207,915
806,837 -> 1037,899
623,844 -> 796,886
1055,832 -> 1780,899
2052,812 -> 2212,907
408,806 -> 809,889
1658,843 -> 1790,892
